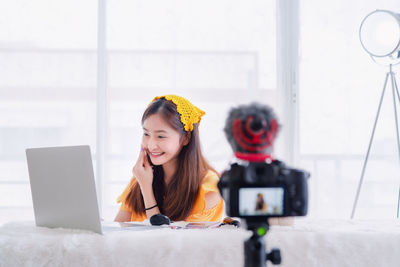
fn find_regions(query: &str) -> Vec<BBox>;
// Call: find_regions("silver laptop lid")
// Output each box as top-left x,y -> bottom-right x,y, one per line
26,145 -> 102,234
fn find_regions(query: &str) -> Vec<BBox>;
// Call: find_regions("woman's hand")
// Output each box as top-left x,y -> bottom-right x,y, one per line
132,148 -> 160,219
132,148 -> 154,189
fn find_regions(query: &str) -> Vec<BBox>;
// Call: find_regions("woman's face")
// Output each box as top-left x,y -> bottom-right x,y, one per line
141,113 -> 187,166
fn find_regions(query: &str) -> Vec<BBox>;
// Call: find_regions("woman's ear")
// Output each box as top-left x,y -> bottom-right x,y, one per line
182,132 -> 191,146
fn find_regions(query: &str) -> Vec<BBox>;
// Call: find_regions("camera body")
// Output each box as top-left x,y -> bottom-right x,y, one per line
219,102 -> 309,223
218,160 -> 309,223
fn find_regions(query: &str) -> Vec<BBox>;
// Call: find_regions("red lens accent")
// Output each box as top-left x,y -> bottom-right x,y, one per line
234,152 -> 274,162
232,118 -> 277,152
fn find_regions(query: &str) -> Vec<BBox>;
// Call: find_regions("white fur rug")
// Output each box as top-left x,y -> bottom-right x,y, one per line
1,219 -> 399,267
0,222 -> 248,267
266,218 -> 400,267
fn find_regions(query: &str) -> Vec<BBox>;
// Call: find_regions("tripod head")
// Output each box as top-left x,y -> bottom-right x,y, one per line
245,222 -> 281,267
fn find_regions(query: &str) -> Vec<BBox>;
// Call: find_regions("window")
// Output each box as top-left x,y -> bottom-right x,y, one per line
298,0 -> 400,218
0,0 -> 277,223
0,0 -> 97,223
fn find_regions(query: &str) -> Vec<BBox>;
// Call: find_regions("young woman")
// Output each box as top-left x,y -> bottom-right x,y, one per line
255,193 -> 267,213
114,95 -> 224,222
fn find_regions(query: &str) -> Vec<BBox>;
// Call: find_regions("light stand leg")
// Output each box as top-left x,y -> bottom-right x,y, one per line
351,72 -> 390,219
391,72 -> 400,218
394,73 -> 400,104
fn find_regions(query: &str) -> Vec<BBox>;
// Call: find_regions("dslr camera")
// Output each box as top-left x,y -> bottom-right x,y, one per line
218,103 -> 309,266
219,160 -> 309,223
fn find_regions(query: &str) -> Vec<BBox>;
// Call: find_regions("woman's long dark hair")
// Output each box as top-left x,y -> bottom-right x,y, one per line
124,98 -> 216,221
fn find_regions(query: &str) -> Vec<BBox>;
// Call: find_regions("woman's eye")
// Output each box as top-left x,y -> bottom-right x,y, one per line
158,136 -> 166,139
143,133 -> 149,137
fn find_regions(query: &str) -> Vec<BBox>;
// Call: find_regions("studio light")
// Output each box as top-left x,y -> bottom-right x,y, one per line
352,10 -> 400,219
359,9 -> 400,64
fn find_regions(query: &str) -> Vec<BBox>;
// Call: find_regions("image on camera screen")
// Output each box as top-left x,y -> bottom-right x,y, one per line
239,187 -> 284,216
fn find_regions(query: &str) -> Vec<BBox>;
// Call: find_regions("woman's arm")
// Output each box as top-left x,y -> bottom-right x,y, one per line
140,184 -> 161,219
114,210 -> 132,222
185,191 -> 223,222
205,191 -> 222,209
114,186 -> 159,221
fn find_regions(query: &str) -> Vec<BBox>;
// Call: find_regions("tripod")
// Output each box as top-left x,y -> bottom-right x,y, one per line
351,64 -> 400,219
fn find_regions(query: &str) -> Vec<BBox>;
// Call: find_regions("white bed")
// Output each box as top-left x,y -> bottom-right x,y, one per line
0,219 -> 399,267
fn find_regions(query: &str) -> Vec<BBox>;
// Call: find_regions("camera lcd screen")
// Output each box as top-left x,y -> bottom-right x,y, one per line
239,187 -> 284,216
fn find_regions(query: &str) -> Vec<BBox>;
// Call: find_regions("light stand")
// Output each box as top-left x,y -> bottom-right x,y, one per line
351,10 -> 400,219
351,64 -> 400,219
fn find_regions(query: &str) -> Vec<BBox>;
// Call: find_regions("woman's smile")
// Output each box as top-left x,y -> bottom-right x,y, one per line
149,151 -> 165,158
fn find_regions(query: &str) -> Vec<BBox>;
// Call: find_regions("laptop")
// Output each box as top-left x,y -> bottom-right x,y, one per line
26,145 -> 151,234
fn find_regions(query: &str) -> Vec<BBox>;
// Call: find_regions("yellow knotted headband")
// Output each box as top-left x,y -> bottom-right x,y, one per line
151,95 -> 205,132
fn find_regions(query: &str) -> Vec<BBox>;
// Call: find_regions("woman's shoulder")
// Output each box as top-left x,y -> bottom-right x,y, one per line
203,169 -> 219,179
200,170 -> 220,193
187,169 -> 224,221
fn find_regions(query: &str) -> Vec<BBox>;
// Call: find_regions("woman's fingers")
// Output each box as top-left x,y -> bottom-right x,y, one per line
132,147 -> 154,188
143,150 -> 150,167
132,148 -> 145,174
137,147 -> 145,166
139,148 -> 152,170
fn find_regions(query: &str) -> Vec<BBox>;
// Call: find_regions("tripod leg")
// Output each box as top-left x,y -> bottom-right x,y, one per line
394,73 -> 400,104
398,188 -> 400,219
351,72 -> 390,219
391,73 -> 400,218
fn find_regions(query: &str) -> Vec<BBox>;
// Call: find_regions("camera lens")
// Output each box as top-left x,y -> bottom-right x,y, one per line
249,116 -> 266,132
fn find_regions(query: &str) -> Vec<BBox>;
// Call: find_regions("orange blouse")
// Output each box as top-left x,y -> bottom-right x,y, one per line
116,170 -> 224,222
